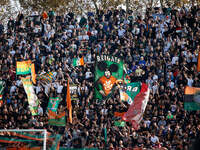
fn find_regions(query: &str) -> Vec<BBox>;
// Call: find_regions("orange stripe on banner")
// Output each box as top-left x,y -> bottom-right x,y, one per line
114,112 -> 126,117
0,139 -> 22,143
185,86 -> 200,95
31,64 -> 36,84
56,141 -> 60,150
6,148 -> 17,150
197,51 -> 200,72
48,109 -> 57,118
30,147 -> 41,150
67,79 -> 72,123
57,111 -> 66,118
14,133 -> 44,141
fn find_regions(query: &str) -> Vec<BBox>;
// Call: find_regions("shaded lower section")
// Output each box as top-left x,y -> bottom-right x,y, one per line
184,102 -> 200,110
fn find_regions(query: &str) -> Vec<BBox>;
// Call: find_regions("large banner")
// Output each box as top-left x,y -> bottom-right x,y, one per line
21,76 -> 39,115
48,110 -> 66,126
95,55 -> 124,101
48,97 -> 62,112
184,86 -> 200,110
16,60 -> 32,75
119,82 -> 141,104
122,83 -> 150,130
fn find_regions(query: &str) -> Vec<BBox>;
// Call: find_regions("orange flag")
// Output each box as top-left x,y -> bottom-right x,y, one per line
31,63 -> 36,84
80,56 -> 84,66
67,79 -> 72,123
42,11 -> 48,20
197,51 -> 200,72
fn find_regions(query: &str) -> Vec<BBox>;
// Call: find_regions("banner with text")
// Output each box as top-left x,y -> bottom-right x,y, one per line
95,55 -> 124,101
21,76 -> 39,115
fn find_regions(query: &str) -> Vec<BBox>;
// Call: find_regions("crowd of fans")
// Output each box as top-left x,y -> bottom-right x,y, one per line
0,5 -> 200,149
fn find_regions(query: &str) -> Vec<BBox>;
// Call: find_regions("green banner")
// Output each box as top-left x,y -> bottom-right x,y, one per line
48,97 -> 62,112
21,76 -> 39,115
119,82 -> 141,104
95,55 -> 124,101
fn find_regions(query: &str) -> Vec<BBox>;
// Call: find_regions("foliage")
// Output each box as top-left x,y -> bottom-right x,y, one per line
0,0 -> 200,23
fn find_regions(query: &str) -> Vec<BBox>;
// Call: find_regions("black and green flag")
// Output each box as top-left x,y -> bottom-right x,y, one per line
95,55 -> 124,101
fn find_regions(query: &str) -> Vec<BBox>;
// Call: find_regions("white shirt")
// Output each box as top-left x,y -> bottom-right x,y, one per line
169,81 -> 175,89
85,71 -> 92,79
118,28 -> 125,37
187,78 -> 193,87
172,56 -> 179,65
101,108 -> 108,115
91,30 -> 98,36
152,85 -> 158,94
57,84 -> 63,94
151,135 -> 159,143
44,84 -> 50,95
35,85 -> 41,94
153,74 -> 158,81
38,106 -> 43,116
146,79 -> 153,90
16,80 -> 22,87
144,120 -> 151,128
10,85 -> 17,95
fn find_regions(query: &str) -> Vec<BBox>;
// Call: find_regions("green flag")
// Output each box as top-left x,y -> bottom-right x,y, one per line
114,121 -> 126,127
119,82 -> 141,104
95,55 -> 124,101
72,57 -> 84,67
48,97 -> 62,112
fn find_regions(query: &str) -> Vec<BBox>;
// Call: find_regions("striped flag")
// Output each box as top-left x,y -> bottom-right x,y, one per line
37,72 -> 55,84
184,86 -> 200,110
72,57 -> 84,67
